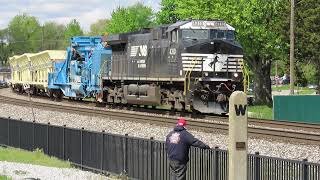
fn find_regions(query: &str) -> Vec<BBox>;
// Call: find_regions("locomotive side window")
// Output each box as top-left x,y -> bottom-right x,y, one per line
226,30 -> 235,40
171,30 -> 177,42
182,29 -> 208,40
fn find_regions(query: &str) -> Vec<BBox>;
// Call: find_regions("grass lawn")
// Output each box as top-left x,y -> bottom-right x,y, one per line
0,175 -> 11,180
272,85 -> 316,94
0,147 -> 70,168
248,105 -> 273,120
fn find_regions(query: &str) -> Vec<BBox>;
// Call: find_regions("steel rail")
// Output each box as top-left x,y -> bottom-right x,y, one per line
2,88 -> 319,133
1,94 -> 320,145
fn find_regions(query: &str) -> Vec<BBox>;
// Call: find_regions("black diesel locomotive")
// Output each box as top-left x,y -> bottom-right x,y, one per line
102,20 -> 244,114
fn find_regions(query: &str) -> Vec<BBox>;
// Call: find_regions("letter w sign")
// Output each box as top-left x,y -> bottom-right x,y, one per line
234,104 -> 247,116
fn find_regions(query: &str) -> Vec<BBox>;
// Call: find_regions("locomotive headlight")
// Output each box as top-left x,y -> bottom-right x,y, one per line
205,72 -> 209,77
233,73 -> 239,78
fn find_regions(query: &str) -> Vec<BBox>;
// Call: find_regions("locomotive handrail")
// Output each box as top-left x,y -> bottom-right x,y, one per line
188,58 -> 203,92
183,58 -> 199,96
241,59 -> 250,94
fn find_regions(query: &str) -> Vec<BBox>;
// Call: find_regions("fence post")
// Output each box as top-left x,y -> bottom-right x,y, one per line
47,122 -> 50,154
19,118 -> 22,148
62,125 -> 66,160
213,146 -> 219,180
123,134 -> 128,175
254,152 -> 260,180
101,130 -> 105,172
7,117 -> 9,146
32,120 -> 35,150
303,159 -> 308,180
150,137 -> 154,180
81,127 -> 84,170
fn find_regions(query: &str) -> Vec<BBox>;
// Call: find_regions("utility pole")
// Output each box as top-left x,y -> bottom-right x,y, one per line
290,0 -> 295,95
41,25 -> 44,51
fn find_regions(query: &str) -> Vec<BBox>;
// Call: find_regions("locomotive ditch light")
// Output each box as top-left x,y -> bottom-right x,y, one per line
233,73 -> 239,78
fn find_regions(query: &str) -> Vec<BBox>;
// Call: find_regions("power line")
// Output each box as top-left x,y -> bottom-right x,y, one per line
290,0 -> 295,95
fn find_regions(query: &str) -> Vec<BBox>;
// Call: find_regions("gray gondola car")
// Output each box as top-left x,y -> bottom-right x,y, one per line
101,20 -> 244,114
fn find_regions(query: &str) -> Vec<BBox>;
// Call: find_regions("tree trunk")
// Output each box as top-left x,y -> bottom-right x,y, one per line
316,64 -> 320,95
247,55 -> 273,106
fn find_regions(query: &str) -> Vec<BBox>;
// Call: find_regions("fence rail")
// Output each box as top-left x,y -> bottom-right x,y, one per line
0,117 -> 319,180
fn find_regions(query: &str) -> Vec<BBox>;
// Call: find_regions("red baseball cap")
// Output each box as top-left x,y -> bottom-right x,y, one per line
177,117 -> 187,126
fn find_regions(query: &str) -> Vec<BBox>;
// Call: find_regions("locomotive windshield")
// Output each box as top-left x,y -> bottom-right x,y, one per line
210,29 -> 235,40
182,29 -> 209,39
181,29 -> 235,40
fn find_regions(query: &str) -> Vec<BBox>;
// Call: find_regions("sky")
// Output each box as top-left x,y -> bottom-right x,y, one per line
0,0 -> 161,32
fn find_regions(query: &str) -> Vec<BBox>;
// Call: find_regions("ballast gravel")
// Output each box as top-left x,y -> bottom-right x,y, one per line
0,102 -> 319,164
0,161 -> 108,180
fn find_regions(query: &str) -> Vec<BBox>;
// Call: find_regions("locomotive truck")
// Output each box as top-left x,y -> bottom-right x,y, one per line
9,20 -> 244,114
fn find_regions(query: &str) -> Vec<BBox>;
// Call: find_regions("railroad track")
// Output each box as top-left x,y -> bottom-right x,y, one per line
1,93 -> 320,145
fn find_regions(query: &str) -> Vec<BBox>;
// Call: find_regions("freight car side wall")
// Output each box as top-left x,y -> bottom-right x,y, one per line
9,51 -> 66,92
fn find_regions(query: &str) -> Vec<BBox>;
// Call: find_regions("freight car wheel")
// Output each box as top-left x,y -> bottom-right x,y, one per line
18,86 -> 23,94
48,90 -> 54,100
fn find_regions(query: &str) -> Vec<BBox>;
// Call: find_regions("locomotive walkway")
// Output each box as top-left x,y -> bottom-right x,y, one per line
1,92 -> 320,145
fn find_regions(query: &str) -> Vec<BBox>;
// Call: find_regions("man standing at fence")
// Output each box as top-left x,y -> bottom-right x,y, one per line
165,117 -> 210,180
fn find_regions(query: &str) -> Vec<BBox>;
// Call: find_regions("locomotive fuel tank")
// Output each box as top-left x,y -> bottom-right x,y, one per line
124,84 -> 161,105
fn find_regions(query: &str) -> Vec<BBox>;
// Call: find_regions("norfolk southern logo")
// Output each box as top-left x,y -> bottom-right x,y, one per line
234,104 -> 247,116
130,45 -> 148,57
209,55 -> 219,69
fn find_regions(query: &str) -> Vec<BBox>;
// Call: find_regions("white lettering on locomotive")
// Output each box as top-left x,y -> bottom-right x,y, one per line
137,59 -> 146,69
169,48 -> 176,55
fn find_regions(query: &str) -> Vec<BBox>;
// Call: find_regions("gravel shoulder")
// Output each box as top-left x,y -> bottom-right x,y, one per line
0,161 -> 108,180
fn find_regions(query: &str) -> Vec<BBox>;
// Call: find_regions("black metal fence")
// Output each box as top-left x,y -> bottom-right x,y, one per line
0,117 -> 319,180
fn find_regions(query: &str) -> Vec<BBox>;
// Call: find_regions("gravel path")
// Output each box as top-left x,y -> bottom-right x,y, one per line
0,161 -> 108,180
0,102 -> 319,164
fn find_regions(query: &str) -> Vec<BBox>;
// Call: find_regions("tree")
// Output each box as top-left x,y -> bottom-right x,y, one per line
107,3 -> 154,34
43,22 -> 66,50
0,29 -> 11,66
64,19 -> 83,42
156,0 -> 179,24
89,19 -> 109,36
7,13 -> 41,54
174,0 -> 289,105
295,0 -> 320,93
